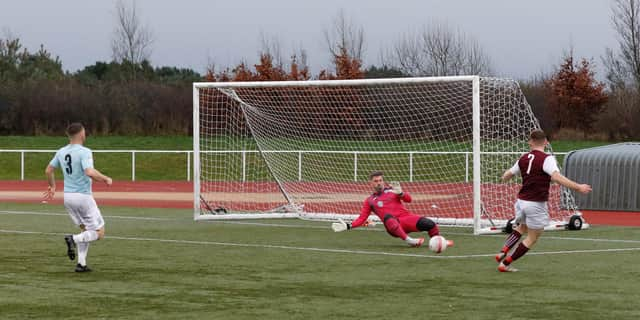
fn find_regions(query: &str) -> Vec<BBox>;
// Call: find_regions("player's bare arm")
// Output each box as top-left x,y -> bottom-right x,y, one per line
550,171 -> 592,194
501,169 -> 515,182
85,168 -> 113,186
43,165 -> 57,200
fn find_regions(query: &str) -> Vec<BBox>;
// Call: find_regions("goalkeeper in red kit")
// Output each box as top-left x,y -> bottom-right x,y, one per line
332,171 -> 453,248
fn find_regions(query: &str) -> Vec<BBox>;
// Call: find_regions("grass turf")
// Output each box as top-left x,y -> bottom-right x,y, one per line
1,202 -> 639,319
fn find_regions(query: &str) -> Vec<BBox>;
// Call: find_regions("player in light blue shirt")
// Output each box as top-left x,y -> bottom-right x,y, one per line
48,144 -> 94,194
44,123 -> 112,272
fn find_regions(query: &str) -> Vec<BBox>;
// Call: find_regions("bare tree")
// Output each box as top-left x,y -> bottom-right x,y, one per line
596,86 -> 640,139
386,22 -> 492,76
289,42 -> 309,78
601,0 -> 640,139
465,38 -> 493,76
603,0 -> 640,91
259,32 -> 284,68
324,9 -> 365,61
257,33 -> 309,79
111,0 -> 153,64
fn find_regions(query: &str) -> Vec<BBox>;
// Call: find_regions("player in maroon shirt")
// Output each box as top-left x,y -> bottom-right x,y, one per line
332,171 -> 453,248
496,130 -> 592,272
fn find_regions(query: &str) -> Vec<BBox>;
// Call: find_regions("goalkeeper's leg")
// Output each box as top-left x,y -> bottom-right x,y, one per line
398,215 -> 441,237
383,214 -> 423,247
415,217 -> 440,238
406,216 -> 454,247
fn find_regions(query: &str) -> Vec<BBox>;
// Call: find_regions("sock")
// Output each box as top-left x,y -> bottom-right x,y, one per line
73,230 -> 99,243
501,230 -> 522,253
383,217 -> 409,240
77,242 -> 89,266
503,243 -> 529,266
427,224 -> 440,238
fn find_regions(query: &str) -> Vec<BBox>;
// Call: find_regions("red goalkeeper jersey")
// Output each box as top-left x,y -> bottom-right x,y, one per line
351,187 -> 412,228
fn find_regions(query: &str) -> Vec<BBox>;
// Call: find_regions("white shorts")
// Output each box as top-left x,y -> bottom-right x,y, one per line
63,193 -> 105,231
514,199 -> 549,230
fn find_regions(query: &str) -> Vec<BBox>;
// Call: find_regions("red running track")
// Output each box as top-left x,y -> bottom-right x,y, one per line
1,180 -> 639,226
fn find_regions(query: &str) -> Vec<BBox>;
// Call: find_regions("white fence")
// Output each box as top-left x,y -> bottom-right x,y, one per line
1,150 -> 192,181
1,149 -> 568,182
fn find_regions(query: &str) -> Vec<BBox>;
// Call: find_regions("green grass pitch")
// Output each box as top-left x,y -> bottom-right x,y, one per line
1,202 -> 639,319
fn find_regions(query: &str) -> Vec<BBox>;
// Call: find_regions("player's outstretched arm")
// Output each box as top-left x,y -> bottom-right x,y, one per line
332,200 -> 373,232
85,168 -> 113,186
551,171 -> 592,194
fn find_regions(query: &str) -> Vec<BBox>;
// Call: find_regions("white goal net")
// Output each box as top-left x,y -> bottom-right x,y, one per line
193,76 -> 581,234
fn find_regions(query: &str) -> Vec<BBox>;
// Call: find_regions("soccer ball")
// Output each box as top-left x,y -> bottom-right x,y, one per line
428,235 -> 448,253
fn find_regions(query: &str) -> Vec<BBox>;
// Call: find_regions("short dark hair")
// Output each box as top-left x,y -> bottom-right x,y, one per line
66,123 -> 85,137
369,171 -> 384,180
529,129 -> 547,142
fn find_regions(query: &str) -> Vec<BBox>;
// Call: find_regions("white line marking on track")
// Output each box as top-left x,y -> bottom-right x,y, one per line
2,228 -> 640,260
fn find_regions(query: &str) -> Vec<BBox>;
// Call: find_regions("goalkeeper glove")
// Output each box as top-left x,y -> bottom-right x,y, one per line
331,218 -> 351,232
389,181 -> 403,195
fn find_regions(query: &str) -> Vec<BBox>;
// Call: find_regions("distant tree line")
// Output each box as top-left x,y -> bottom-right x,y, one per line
1,1 -> 638,140
0,35 -> 198,135
521,0 -> 640,141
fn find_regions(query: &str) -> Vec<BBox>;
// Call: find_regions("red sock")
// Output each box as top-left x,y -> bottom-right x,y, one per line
503,243 -> 529,266
427,224 -> 440,238
383,217 -> 409,240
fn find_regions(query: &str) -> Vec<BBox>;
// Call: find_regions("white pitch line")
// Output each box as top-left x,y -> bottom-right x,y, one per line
0,210 -> 344,229
2,228 -> 640,260
0,210 -> 181,221
542,235 -> 640,244
3,210 -> 640,243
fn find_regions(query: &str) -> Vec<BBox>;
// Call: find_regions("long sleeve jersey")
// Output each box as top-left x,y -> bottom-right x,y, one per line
351,187 -> 412,228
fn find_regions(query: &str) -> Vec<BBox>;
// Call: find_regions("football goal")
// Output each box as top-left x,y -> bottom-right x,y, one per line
193,76 -> 585,234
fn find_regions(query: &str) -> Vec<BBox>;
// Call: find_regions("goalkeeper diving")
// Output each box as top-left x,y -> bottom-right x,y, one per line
332,171 -> 453,248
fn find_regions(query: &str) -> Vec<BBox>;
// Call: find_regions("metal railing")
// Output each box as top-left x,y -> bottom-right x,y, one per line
1,149 -> 568,182
1,150 -> 192,181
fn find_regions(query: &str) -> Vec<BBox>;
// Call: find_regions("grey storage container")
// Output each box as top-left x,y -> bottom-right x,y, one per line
563,143 -> 640,211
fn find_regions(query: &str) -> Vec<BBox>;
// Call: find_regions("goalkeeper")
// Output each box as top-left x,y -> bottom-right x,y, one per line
332,171 -> 452,248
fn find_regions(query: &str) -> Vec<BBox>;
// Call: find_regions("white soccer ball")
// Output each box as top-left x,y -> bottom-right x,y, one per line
428,235 -> 448,254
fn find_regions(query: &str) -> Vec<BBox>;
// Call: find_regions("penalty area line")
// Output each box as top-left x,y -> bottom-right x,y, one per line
2,228 -> 640,260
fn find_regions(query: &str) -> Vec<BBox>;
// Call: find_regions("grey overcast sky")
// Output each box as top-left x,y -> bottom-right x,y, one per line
0,0 -> 618,80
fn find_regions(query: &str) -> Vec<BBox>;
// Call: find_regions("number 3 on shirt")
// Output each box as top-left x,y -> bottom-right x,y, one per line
526,153 -> 535,175
64,154 -> 73,175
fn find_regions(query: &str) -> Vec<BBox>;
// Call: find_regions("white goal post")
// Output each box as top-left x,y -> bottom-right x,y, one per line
193,76 -> 585,234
